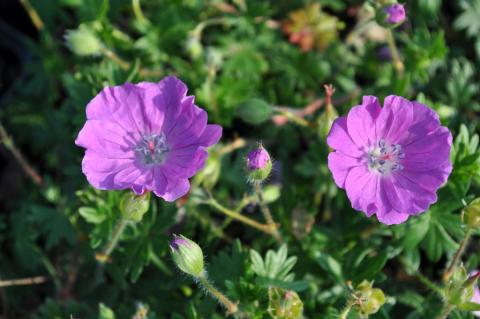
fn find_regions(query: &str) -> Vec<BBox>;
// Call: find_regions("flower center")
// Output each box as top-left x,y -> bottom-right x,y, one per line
135,133 -> 169,166
367,139 -> 404,176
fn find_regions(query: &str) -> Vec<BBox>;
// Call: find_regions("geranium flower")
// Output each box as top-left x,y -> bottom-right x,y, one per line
75,76 -> 222,201
327,95 -> 452,225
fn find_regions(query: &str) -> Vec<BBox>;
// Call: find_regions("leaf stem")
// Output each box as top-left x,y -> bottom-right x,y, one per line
253,182 -> 282,243
132,0 -> 147,23
436,304 -> 454,319
19,0 -> 44,31
339,299 -> 355,319
97,219 -> 128,263
385,28 -> 404,76
0,121 -> 43,186
207,198 -> 278,236
0,276 -> 47,288
197,275 -> 238,315
273,108 -> 310,127
102,48 -> 162,78
443,227 -> 473,282
415,271 -> 444,297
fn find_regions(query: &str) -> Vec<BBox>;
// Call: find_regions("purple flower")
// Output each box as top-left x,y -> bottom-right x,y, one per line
327,96 -> 452,225
384,3 -> 406,24
247,147 -> 271,170
75,76 -> 222,201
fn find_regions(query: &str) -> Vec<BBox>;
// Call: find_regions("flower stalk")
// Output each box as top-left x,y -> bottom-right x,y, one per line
385,29 -> 404,76
253,181 -> 282,242
97,218 -> 128,263
101,47 -> 162,78
443,227 -> 473,283
0,121 -> 43,186
197,275 -> 238,315
339,300 -> 355,319
19,0 -> 44,31
436,304 -> 454,319
132,0 -> 147,23
207,198 -> 278,236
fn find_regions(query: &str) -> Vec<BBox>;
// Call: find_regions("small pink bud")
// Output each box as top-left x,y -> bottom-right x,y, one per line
247,147 -> 271,170
246,146 -> 272,182
384,3 -> 406,24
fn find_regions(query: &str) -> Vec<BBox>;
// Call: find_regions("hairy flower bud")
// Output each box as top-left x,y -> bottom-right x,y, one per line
465,198 -> 480,228
384,3 -> 406,24
170,234 -> 205,277
65,26 -> 103,56
120,192 -> 150,222
356,281 -> 386,316
247,146 -> 272,182
185,31 -> 203,60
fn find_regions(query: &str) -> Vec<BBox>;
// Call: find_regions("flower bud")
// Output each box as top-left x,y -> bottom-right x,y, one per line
170,234 -> 205,277
185,32 -> 203,60
64,26 -> 103,56
384,3 -> 406,25
317,105 -> 338,139
268,288 -> 304,319
356,281 -> 386,316
247,146 -> 272,182
120,192 -> 150,222
446,266 -> 475,307
465,198 -> 480,228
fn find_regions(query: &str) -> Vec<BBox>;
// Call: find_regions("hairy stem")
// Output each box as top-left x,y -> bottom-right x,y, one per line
444,228 -> 473,282
197,275 -> 238,315
97,219 -> 128,263
254,182 -> 282,243
339,300 -> 355,319
207,198 -> 278,236
436,304 -> 453,319
385,29 -> 404,76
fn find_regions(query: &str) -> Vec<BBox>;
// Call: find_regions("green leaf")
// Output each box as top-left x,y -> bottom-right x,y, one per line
250,249 -> 266,277
312,251 -> 343,282
402,213 -> 430,250
458,301 -> 480,311
454,0 -> 480,37
235,98 -> 273,125
256,277 -> 309,292
79,207 -> 106,224
98,303 -> 115,319
352,251 -> 389,282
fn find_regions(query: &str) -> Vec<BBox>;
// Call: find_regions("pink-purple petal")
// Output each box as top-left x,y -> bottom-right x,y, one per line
327,152 -> 362,188
376,95 -> 414,143
344,166 -> 378,214
327,117 -> 363,157
376,210 -> 410,225
347,102 -> 379,148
